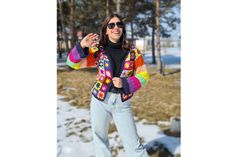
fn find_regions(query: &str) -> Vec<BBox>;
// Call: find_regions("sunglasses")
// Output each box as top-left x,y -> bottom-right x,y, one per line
107,22 -> 124,29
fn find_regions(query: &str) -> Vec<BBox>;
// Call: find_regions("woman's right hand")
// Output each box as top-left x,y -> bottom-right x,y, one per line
80,33 -> 99,48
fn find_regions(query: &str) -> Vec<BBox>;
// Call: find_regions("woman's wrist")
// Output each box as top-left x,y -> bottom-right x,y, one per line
80,41 -> 86,49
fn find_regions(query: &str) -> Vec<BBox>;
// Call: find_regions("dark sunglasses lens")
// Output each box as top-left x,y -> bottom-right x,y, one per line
107,23 -> 115,29
117,22 -> 124,28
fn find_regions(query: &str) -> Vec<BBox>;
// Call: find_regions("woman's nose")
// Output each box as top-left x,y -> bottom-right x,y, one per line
114,25 -> 118,29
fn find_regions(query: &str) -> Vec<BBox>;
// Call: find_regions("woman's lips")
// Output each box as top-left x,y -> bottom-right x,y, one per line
112,30 -> 120,34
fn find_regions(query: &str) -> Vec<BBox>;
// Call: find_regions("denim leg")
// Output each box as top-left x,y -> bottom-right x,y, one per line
90,95 -> 112,157
112,95 -> 149,157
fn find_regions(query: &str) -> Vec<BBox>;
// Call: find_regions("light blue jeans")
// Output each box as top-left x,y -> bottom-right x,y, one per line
90,92 -> 149,157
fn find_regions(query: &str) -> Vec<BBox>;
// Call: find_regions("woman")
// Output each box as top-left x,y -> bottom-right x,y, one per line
67,14 -> 150,157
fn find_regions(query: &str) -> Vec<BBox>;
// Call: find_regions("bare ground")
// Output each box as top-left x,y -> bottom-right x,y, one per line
57,66 -> 180,123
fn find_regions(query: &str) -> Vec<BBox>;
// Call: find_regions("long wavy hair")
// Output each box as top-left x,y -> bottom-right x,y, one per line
99,14 -> 130,51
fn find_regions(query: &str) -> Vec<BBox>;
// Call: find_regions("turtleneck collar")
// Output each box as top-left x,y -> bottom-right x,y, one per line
107,39 -> 122,49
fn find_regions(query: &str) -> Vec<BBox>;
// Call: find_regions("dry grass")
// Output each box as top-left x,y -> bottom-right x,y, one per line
131,67 -> 180,122
57,66 -> 180,122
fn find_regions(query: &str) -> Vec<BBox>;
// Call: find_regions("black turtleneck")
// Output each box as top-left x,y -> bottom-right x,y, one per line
105,40 -> 127,77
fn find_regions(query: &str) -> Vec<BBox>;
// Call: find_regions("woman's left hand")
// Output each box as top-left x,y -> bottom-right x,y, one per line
112,77 -> 123,88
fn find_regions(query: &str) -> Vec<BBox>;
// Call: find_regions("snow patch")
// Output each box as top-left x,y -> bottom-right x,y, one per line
57,96 -> 180,157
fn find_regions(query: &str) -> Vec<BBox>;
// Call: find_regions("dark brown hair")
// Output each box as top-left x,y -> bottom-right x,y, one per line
99,14 -> 130,50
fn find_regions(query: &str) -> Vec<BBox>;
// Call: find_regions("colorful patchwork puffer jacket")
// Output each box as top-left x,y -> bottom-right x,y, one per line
67,43 -> 150,102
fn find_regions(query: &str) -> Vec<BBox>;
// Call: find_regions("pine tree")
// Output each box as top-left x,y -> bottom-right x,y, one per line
57,0 -> 70,53
156,0 -> 180,74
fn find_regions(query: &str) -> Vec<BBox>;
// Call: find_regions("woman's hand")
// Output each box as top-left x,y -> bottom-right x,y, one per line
80,33 -> 99,48
112,77 -> 123,88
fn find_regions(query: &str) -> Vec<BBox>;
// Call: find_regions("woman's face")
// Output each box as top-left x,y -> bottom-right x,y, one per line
106,17 -> 123,43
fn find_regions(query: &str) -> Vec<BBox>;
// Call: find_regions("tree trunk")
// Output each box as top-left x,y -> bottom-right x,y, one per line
58,0 -> 69,52
57,36 -> 62,59
128,0 -> 134,43
151,7 -> 156,64
130,20 -> 134,43
116,0 -> 120,14
106,0 -> 109,17
69,0 -> 76,48
155,0 -> 163,74
151,24 -> 156,64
